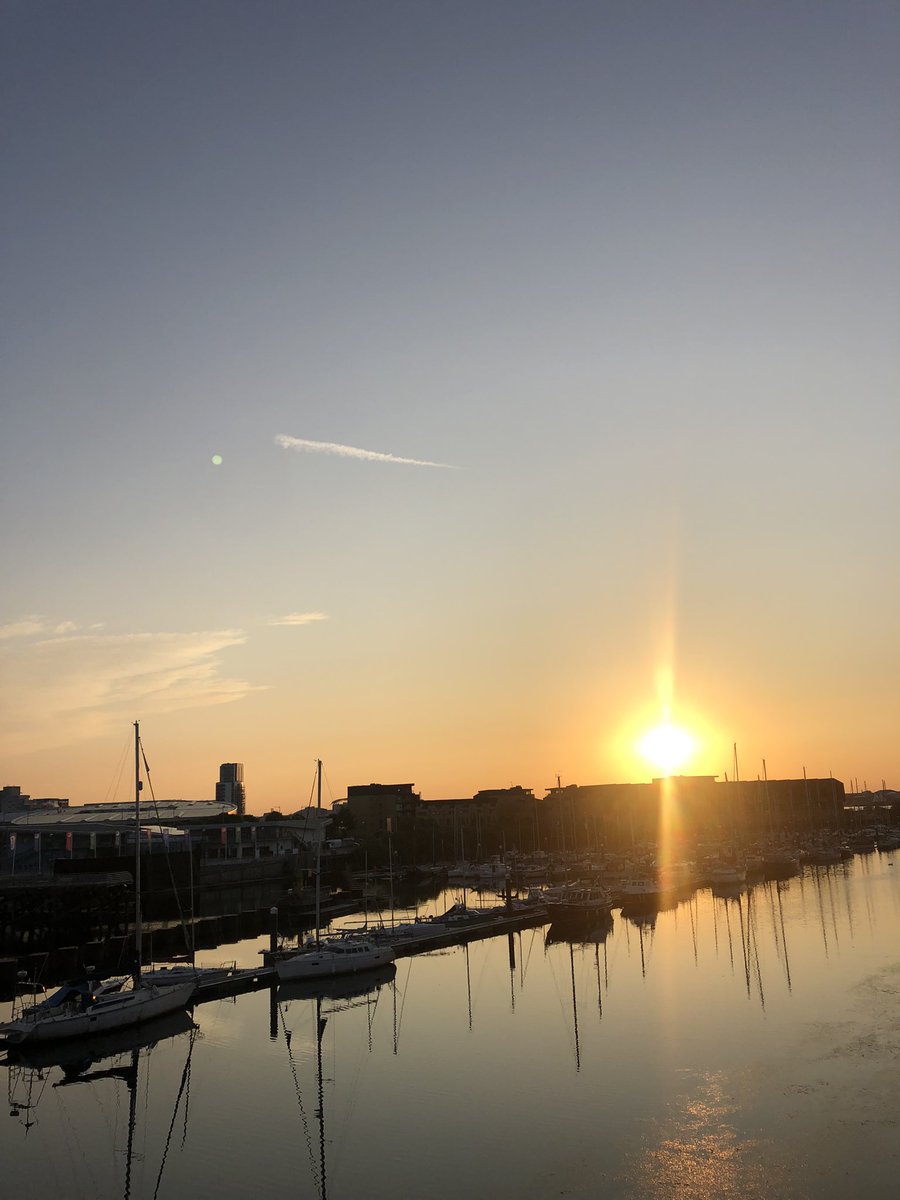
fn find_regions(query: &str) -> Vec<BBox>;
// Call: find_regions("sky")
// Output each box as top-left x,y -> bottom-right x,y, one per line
2,1 -> 898,810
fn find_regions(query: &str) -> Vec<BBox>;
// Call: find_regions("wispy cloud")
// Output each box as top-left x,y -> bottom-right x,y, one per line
275,434 -> 459,469
268,612 -> 329,627
0,616 -> 79,640
0,624 -> 261,756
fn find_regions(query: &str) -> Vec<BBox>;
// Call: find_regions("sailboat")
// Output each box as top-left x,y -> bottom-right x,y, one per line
274,761 -> 395,983
0,723 -> 196,1046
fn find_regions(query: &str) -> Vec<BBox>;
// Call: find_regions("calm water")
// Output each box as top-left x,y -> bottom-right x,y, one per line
3,853 -> 899,1200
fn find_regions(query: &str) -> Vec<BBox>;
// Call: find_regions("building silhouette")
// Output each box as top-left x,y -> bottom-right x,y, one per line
338,774 -> 861,863
215,763 -> 245,817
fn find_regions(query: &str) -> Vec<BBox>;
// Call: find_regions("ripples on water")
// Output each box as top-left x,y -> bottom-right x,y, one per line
2,854 -> 898,1199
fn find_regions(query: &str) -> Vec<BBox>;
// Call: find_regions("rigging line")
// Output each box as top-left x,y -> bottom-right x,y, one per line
48,1084 -> 95,1200
334,997 -> 380,1174
471,939 -> 494,1009
139,734 -> 192,956
321,763 -> 336,807
51,1076 -> 100,1200
463,944 -> 473,1031
104,731 -> 132,805
394,958 -> 414,1047
86,1066 -> 118,1147
181,1033 -> 193,1148
279,1001 -> 321,1190
522,925 -> 540,983
152,1025 -> 199,1200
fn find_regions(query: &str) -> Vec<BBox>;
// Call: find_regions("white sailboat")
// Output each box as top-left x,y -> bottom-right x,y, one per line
0,723 -> 195,1046
275,761 -> 395,983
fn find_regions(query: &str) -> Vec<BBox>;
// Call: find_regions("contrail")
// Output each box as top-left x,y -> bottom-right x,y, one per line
275,434 -> 458,469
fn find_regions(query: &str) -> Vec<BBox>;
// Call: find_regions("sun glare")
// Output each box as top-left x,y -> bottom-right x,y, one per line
638,723 -> 696,775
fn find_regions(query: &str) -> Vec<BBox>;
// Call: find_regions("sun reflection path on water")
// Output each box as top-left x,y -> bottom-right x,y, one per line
619,1071 -> 794,1200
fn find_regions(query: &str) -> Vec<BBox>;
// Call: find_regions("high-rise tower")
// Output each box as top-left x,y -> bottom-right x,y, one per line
216,763 -> 245,816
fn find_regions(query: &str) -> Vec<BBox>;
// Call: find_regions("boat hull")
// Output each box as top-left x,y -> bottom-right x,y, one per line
275,941 -> 395,982
0,980 -> 195,1046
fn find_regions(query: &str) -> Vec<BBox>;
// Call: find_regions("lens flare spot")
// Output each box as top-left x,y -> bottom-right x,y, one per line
211,454 -> 223,466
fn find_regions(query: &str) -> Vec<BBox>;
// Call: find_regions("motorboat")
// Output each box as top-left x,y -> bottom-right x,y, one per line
542,883 -> 615,920
275,935 -> 395,982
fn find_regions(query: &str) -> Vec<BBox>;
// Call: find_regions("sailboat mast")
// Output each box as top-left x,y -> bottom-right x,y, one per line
134,720 -> 142,985
314,759 -> 322,945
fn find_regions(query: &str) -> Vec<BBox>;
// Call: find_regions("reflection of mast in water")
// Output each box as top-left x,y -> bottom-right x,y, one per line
722,898 -> 736,974
841,861 -> 857,940
594,943 -> 603,1017
712,890 -> 720,958
269,978 -> 279,1040
716,889 -> 765,1007
153,1024 -> 199,1199
279,968 -> 392,1200
720,892 -> 753,1003
392,971 -> 398,1055
824,867 -> 841,946
688,893 -> 699,967
508,933 -> 516,1013
543,918 -> 610,1016
765,880 -> 793,993
283,996 -> 329,1200
569,945 -> 581,1073
813,865 -> 831,957
6,1013 -> 197,1200
121,1051 -> 139,1200
315,996 -> 328,1200
628,914 -> 653,979
745,890 -> 766,1011
733,893 -> 751,996
464,943 -> 473,1031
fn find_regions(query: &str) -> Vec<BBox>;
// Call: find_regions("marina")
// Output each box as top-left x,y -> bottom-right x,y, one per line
2,848 -> 899,1199
4,4 -> 896,1197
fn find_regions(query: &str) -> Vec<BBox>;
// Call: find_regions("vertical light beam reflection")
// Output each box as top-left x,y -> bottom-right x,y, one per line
657,775 -> 683,904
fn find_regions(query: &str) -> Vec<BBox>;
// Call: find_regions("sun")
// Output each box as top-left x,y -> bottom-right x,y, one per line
638,722 -> 696,775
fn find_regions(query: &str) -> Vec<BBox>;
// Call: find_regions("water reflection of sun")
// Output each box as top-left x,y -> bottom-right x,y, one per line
624,1071 -> 784,1200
